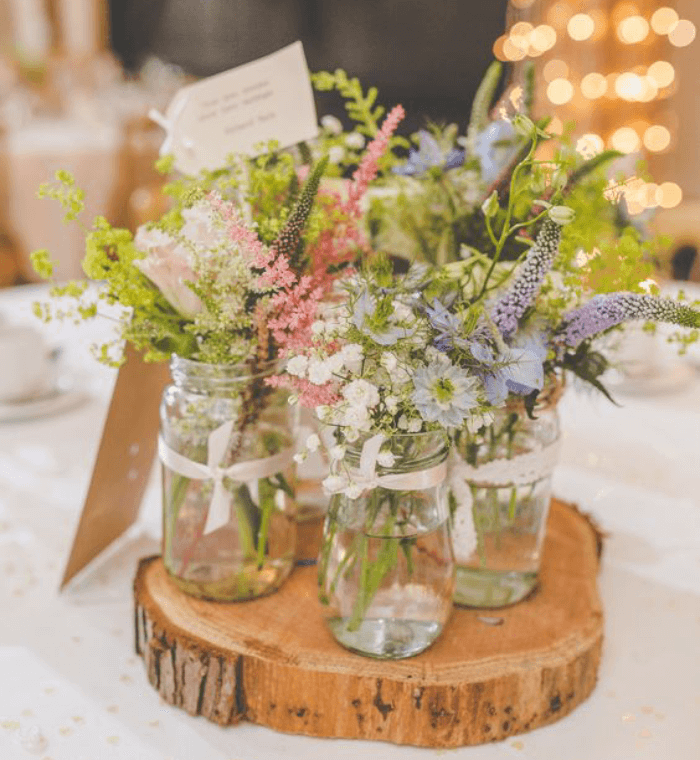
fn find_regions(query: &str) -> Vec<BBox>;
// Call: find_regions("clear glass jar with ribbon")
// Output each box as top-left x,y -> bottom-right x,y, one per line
160,356 -> 297,600
319,430 -> 454,659
449,381 -> 563,608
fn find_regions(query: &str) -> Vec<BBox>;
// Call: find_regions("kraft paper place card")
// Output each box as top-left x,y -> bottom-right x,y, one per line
61,345 -> 169,589
152,40 -> 319,174
62,41 -> 319,588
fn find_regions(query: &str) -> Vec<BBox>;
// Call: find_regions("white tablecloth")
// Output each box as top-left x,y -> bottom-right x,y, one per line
0,284 -> 699,760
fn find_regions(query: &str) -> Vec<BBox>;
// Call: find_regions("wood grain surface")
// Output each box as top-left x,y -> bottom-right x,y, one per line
134,499 -> 604,748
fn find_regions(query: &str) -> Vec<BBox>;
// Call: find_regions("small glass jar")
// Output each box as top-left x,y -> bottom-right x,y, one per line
450,390 -> 561,608
319,431 -> 454,659
160,356 -> 297,601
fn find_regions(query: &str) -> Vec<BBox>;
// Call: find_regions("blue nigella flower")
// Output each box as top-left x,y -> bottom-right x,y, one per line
393,130 -> 465,177
470,339 -> 545,405
472,119 -> 521,185
425,298 -> 470,352
352,288 -> 415,346
412,359 -> 480,428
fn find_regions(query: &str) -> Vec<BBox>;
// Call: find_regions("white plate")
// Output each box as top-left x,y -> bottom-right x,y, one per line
0,385 -> 87,422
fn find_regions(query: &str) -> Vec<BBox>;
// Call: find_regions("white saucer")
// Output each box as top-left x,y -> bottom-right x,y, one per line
0,384 -> 88,422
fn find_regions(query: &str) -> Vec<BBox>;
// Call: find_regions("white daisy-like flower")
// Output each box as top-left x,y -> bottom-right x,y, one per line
412,360 -> 480,428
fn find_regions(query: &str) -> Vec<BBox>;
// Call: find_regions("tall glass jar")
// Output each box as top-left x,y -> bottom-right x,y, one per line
450,387 -> 562,608
319,431 -> 454,659
160,356 -> 297,601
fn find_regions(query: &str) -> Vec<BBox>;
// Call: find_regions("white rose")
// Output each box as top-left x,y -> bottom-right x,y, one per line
286,355 -> 309,377
308,358 -> 333,385
342,379 -> 380,408
345,132 -> 365,150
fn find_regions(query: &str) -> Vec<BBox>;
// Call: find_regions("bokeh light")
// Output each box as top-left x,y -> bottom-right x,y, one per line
669,19 -> 696,47
611,127 -> 641,153
615,72 -> 642,100
530,25 -> 557,53
656,182 -> 683,208
547,78 -> 574,105
617,15 -> 650,44
644,125 -> 671,152
568,14 -> 595,41
576,133 -> 605,158
650,7 -> 679,35
647,61 -> 675,89
581,72 -> 608,99
543,59 -> 569,82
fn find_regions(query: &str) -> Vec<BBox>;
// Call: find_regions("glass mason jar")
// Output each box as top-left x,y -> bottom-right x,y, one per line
318,431 -> 455,659
450,386 -> 562,608
160,356 -> 297,601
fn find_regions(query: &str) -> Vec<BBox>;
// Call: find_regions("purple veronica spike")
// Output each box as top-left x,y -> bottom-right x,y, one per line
557,293 -> 700,349
490,219 -> 562,339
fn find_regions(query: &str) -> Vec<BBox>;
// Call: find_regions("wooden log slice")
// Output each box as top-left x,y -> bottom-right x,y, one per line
134,499 -> 603,748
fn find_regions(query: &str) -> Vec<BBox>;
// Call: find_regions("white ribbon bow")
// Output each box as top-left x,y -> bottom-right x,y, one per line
149,93 -> 194,157
159,420 -> 294,535
349,433 -> 447,492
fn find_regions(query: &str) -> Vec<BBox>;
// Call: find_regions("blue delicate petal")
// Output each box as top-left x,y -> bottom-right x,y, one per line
473,120 -> 520,185
482,372 -> 508,405
444,148 -> 465,170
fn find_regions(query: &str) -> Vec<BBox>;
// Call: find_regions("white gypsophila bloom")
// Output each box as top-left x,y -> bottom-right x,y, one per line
391,365 -> 412,389
308,358 -> 333,385
384,395 -> 399,414
322,474 -> 348,494
315,405 -> 330,421
342,379 -> 380,408
311,320 -> 326,336
344,482 -> 365,500
326,352 -> 345,374
342,404 -> 371,430
328,145 -> 345,164
329,445 -> 346,461
397,415 -> 409,430
321,114 -> 343,134
407,418 -> 423,433
380,351 -> 398,372
293,451 -> 307,464
345,132 -> 365,150
305,433 -> 321,452
344,426 -> 360,442
286,355 -> 309,377
376,450 -> 396,468
340,343 -> 364,372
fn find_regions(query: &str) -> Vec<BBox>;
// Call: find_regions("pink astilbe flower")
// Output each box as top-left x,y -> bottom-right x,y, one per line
267,275 -> 325,351
267,373 -> 340,408
345,104 -> 405,216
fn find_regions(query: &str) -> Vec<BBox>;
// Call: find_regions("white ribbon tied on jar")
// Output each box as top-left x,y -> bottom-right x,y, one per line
349,433 -> 448,492
158,419 -> 295,535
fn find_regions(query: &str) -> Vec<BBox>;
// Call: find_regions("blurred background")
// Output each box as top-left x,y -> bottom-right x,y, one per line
0,0 -> 697,286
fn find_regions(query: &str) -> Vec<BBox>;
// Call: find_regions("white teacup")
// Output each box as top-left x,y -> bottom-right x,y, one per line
0,326 -> 55,403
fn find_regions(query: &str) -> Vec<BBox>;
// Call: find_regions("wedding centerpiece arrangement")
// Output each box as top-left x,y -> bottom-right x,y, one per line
31,119 -> 400,600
